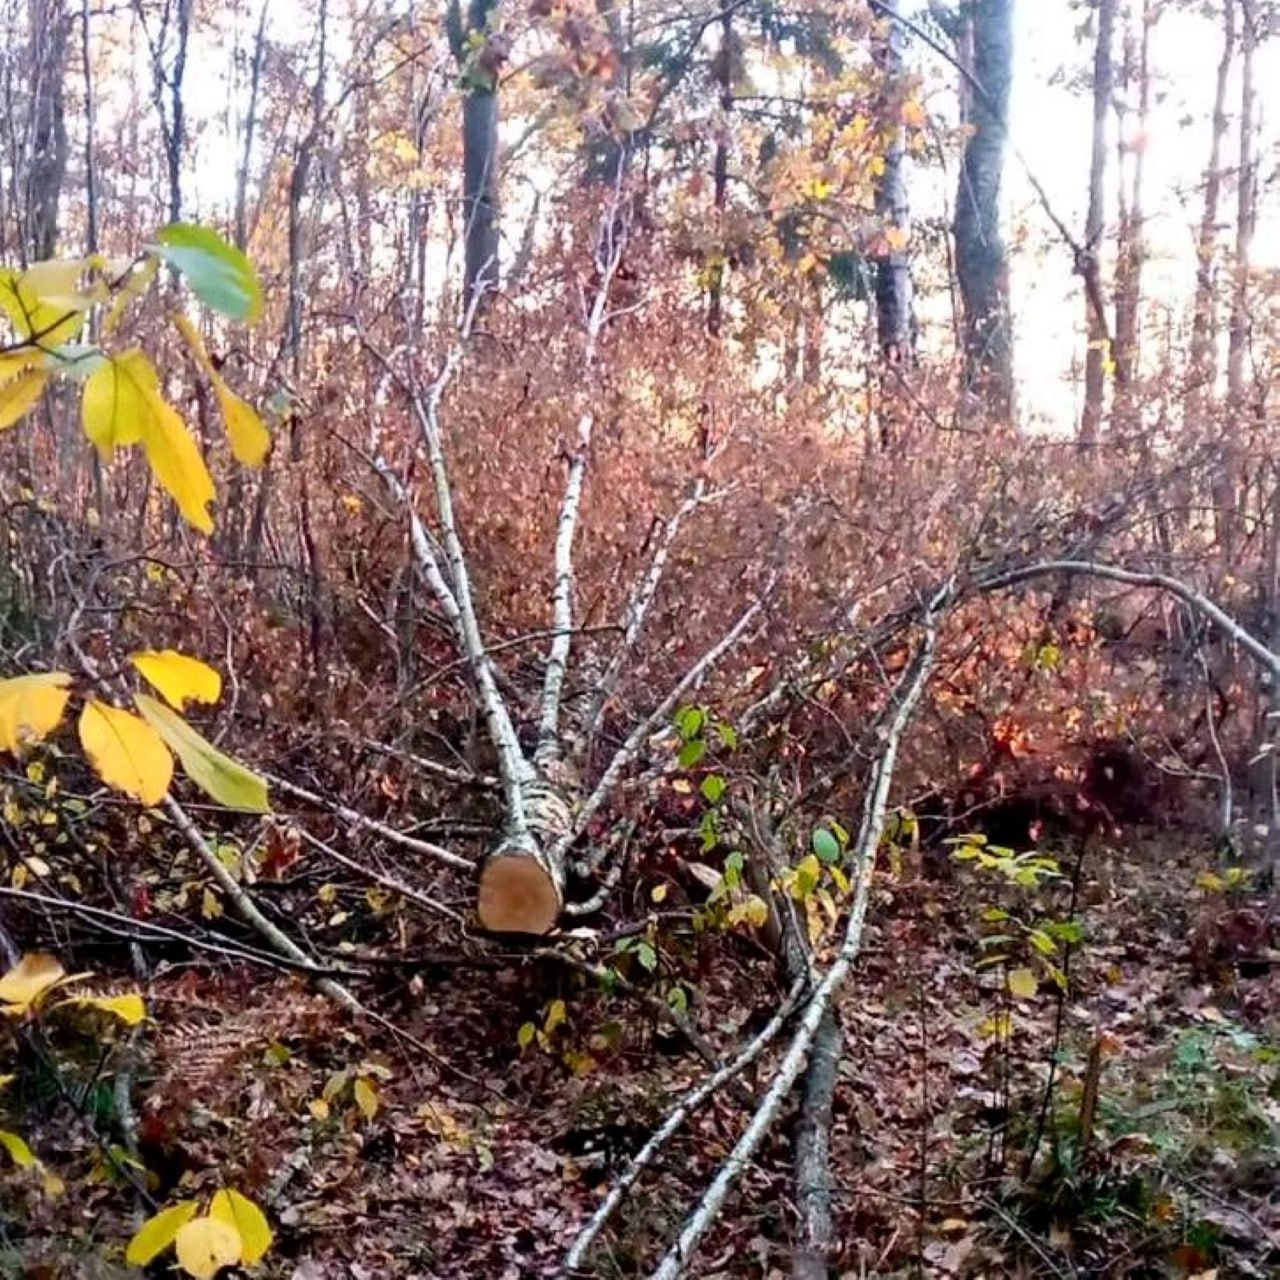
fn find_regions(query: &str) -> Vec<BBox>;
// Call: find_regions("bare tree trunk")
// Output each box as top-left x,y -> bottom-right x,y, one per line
870,0 -> 914,450
705,9 -> 733,338
1080,0 -> 1116,446
24,0 -> 69,262
1219,0 -> 1257,563
1112,0 -> 1150,435
953,0 -> 1014,425
448,0 -> 502,302
233,0 -> 268,254
1184,0 -> 1235,431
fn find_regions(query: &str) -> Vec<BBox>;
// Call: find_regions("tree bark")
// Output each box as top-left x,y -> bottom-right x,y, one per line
872,0 -> 913,365
1184,0 -> 1235,431
1112,0 -> 1150,435
448,0 -> 503,302
953,0 -> 1014,425
25,0 -> 70,262
1080,0 -> 1116,446
1220,0 -> 1257,562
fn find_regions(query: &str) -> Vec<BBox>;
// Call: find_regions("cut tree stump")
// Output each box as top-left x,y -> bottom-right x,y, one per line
477,781 -> 572,934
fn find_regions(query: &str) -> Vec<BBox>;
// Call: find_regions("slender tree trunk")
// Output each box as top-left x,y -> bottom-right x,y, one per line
233,0 -> 268,254
705,10 -> 732,337
1184,0 -> 1235,431
448,0 -> 502,302
25,0 -> 70,262
1080,0 -> 1116,446
1112,0 -> 1150,435
870,0 -> 914,449
1219,0 -> 1257,561
953,0 -> 1014,425
79,0 -> 97,254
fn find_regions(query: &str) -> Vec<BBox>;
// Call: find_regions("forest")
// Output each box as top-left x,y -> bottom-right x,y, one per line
0,0 -> 1277,1275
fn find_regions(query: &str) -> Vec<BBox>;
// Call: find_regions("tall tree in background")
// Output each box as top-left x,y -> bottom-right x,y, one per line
953,0 -> 1014,423
1112,0 -> 1152,434
872,0 -> 914,365
448,0 -> 503,300
1184,0 -> 1235,430
1080,0 -> 1117,445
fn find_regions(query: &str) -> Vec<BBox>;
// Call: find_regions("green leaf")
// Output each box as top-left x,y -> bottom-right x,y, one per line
674,706 -> 704,742
678,738 -> 707,769
635,941 -> 658,972
811,828 -> 840,864
134,694 -> 269,812
699,774 -> 726,804
716,722 -> 739,750
516,1022 -> 536,1049
153,224 -> 263,323
1027,929 -> 1058,956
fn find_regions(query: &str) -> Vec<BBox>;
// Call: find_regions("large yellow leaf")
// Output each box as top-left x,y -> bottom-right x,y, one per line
139,395 -> 216,535
0,366 -> 50,430
64,993 -> 148,1026
125,1200 -> 200,1266
0,953 -> 80,1014
209,1188 -> 273,1265
217,385 -> 271,466
173,314 -> 269,465
135,694 -> 269,813
0,672 -> 72,752
81,349 -> 159,455
0,261 -> 92,345
0,1129 -> 38,1167
78,700 -> 173,805
131,650 -> 222,710
174,1215 -> 242,1279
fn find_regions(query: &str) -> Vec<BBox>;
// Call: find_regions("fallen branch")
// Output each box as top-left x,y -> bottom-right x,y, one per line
567,591 -> 769,874
649,585 -> 947,1279
559,974 -> 809,1278
976,558 -> 1280,682
267,773 -> 472,872
295,827 -> 465,924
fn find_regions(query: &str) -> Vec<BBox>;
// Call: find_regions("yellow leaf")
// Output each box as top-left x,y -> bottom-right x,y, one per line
0,1129 -> 39,1167
0,953 -> 68,1013
125,1200 -> 200,1265
103,255 -> 159,338
173,313 -> 270,465
78,700 -> 173,805
139,396 -> 216,534
135,694 -> 269,812
209,1188 -> 272,1265
81,349 -> 158,455
308,1097 -> 331,1121
0,1074 -> 14,1089
544,998 -> 567,1036
0,261 -> 91,345
216,385 -> 270,466
352,1077 -> 379,1121
0,366 -> 49,430
174,1214 -> 242,1279
131,650 -> 222,710
65,993 -> 147,1026
0,672 -> 72,753
1007,967 -> 1039,1000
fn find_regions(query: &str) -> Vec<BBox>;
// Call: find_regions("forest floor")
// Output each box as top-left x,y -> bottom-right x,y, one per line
3,828 -> 1277,1279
